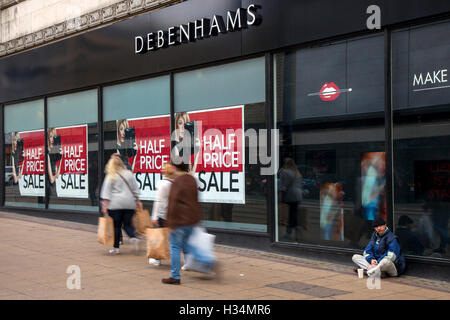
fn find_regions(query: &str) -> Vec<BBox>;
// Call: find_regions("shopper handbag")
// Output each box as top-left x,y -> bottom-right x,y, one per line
146,227 -> 170,260
117,172 -> 151,236
97,215 -> 114,246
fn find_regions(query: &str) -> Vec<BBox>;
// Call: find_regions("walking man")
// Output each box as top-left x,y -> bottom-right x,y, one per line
162,161 -> 216,285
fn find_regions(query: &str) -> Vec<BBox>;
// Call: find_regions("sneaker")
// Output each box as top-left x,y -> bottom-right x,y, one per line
367,267 -> 381,277
181,264 -> 189,271
162,277 -> 180,285
149,258 -> 161,266
109,248 -> 120,255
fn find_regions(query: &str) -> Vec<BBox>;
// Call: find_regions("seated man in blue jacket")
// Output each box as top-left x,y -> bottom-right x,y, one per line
352,216 -> 406,277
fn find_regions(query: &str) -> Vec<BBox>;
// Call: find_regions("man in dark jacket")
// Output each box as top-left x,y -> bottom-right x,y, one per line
161,161 -> 216,285
352,216 -> 406,277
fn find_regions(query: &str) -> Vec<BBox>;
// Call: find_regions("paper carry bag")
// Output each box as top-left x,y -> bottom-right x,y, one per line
146,227 -> 170,260
97,216 -> 114,246
134,209 -> 152,236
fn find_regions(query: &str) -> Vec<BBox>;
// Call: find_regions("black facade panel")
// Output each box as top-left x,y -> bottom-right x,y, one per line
393,21 -> 450,110
242,0 -> 450,55
0,0 -> 242,104
1,0 -> 450,104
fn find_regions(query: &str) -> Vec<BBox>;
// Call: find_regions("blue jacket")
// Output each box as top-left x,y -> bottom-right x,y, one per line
364,228 -> 406,275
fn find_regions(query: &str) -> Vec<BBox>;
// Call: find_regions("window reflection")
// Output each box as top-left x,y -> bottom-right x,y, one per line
275,34 -> 385,248
394,114 -> 450,258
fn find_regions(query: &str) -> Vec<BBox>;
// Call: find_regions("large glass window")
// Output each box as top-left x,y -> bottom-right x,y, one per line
174,57 -> 267,232
393,21 -> 450,260
103,75 -> 170,210
4,100 -> 45,208
47,90 -> 99,211
275,35 -> 385,248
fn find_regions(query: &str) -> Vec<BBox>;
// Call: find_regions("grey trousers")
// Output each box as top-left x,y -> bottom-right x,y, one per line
352,254 -> 398,277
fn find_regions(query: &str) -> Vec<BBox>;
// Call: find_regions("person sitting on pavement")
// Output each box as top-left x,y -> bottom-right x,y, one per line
352,216 -> 406,277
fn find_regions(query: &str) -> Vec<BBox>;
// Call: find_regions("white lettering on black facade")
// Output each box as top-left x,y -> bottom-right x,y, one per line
134,4 -> 261,54
413,69 -> 448,87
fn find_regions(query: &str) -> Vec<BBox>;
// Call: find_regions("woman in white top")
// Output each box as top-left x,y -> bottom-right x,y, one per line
149,162 -> 175,266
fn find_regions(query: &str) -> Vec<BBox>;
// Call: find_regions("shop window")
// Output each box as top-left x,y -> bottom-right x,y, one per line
47,90 -> 98,211
4,100 -> 45,208
174,57 -> 267,232
274,35 -> 385,248
393,21 -> 450,260
103,76 -> 170,209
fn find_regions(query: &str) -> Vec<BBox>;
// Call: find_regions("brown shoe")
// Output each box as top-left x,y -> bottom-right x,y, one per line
162,277 -> 180,285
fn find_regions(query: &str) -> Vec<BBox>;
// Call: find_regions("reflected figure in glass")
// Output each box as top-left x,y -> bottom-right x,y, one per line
278,157 -> 303,241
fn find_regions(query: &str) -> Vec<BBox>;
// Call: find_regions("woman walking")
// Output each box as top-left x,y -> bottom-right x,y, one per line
100,154 -> 142,254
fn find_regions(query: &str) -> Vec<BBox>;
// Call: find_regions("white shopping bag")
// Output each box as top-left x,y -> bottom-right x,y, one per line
184,227 -> 216,273
188,227 -> 216,259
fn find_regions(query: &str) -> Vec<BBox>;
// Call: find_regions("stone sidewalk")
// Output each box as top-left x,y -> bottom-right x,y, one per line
0,212 -> 449,300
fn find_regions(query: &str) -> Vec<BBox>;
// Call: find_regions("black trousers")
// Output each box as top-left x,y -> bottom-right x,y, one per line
108,209 -> 136,248
286,202 -> 299,234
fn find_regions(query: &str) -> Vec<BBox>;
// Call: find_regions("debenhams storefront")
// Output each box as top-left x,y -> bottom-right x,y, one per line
1,0 -> 450,275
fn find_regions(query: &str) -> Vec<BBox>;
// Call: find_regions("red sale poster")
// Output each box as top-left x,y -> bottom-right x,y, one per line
54,124 -> 89,198
175,105 -> 245,204
17,130 -> 45,197
117,115 -> 171,200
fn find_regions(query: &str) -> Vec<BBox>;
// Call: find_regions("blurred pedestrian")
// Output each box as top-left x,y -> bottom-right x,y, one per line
161,160 -> 218,285
148,162 -> 175,266
100,154 -> 142,255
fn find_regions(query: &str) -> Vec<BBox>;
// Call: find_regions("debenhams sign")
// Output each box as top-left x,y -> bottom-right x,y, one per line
134,4 -> 260,54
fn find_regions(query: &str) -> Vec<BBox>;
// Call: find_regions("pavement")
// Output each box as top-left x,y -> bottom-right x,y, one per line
0,211 -> 449,300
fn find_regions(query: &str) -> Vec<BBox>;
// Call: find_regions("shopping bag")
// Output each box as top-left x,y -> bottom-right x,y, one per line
97,215 -> 114,246
188,227 -> 216,259
134,208 -> 152,236
183,227 -> 216,272
146,227 -> 170,260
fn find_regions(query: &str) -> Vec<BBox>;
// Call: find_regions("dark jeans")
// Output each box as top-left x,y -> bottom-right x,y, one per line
286,202 -> 299,234
108,209 -> 136,248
